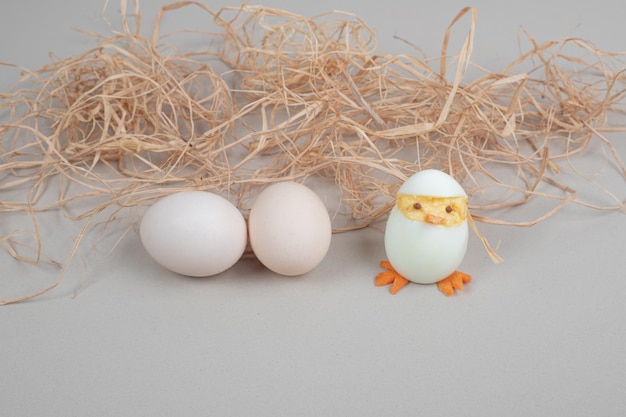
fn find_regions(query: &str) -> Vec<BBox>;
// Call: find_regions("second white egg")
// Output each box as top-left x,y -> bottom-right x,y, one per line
248,182 -> 332,276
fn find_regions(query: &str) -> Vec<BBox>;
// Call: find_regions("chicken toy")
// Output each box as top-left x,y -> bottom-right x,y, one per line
376,169 -> 471,296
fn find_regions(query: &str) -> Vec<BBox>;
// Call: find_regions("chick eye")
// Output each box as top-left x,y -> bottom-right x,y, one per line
413,202 -> 422,210
445,205 -> 453,213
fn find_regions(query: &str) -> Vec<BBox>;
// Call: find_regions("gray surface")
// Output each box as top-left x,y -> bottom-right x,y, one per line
2,1 -> 626,416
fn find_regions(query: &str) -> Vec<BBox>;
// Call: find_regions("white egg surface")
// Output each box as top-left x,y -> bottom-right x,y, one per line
248,182 -> 332,276
384,169 -> 469,284
140,191 -> 247,277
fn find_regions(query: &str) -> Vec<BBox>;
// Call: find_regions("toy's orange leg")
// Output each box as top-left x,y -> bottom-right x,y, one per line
437,271 -> 471,296
375,261 -> 410,294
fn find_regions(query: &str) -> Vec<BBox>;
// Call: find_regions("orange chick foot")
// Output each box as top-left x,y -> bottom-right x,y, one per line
375,261 -> 409,294
437,271 -> 472,296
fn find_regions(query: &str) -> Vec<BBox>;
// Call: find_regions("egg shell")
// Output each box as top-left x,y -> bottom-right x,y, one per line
140,191 -> 247,277
248,182 -> 332,276
398,169 -> 467,197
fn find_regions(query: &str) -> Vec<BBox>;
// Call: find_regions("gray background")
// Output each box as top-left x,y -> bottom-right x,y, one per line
2,0 -> 626,416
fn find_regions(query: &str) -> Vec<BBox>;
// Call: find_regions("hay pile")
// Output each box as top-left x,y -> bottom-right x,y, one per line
1,1 -> 625,304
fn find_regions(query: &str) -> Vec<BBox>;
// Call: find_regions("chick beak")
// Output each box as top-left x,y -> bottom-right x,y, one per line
425,214 -> 445,225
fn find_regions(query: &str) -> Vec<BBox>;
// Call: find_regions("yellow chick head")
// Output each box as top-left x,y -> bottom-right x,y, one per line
395,169 -> 468,227
396,194 -> 467,226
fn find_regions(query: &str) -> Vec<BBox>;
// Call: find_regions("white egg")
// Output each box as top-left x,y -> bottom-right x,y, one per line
384,169 -> 469,284
140,191 -> 247,277
248,182 -> 332,276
